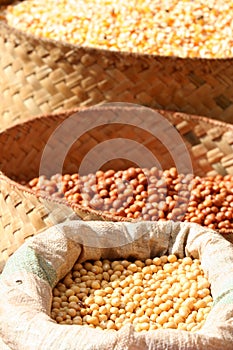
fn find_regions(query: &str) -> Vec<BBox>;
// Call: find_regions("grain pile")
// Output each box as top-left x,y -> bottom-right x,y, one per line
1,0 -> 233,58
51,255 -> 213,332
25,166 -> 233,232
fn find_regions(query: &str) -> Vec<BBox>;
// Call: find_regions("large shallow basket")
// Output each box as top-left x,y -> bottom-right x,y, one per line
0,105 -> 233,271
1,8 -> 233,130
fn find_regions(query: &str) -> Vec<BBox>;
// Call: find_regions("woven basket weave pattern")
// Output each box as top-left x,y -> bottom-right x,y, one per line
1,21 -> 233,131
0,174 -> 71,271
0,107 -> 233,181
0,171 -> 129,272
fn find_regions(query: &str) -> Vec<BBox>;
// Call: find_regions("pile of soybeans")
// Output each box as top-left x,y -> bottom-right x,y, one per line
51,255 -> 213,332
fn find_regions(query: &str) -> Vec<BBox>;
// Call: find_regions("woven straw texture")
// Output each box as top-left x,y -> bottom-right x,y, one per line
0,172 -> 128,272
0,173 -> 78,272
0,105 -> 233,271
0,19 -> 233,131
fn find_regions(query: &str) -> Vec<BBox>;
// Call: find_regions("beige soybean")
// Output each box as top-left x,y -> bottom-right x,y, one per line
51,255 -> 213,332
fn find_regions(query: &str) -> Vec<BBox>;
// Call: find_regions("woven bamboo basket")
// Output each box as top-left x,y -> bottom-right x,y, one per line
0,105 -> 233,272
1,3 -> 233,130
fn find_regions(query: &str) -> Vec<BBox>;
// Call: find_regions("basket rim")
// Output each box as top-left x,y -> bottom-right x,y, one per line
1,105 -> 233,135
1,19 -> 233,62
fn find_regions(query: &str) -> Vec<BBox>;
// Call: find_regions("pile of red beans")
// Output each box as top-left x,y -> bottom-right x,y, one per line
26,166 -> 233,232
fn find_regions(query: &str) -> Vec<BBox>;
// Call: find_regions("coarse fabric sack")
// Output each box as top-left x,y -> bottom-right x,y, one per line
0,220 -> 233,350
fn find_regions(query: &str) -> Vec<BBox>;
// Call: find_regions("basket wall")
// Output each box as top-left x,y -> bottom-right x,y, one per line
0,106 -> 233,180
1,21 -> 233,131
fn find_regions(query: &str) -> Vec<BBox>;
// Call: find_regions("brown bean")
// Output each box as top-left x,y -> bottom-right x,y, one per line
174,183 -> 182,192
196,212 -> 205,221
96,170 -> 104,178
197,203 -> 205,211
97,181 -> 108,190
127,167 -> 137,179
147,187 -> 157,195
126,196 -> 134,205
150,167 -> 159,177
218,221 -> 230,229
204,213 -> 215,226
73,193 -> 82,203
105,177 -> 114,186
141,191 -> 148,199
104,170 -> 115,179
130,204 -> 141,213
202,207 -> 212,215
201,189 -> 211,197
134,211 -> 141,219
136,184 -> 145,193
158,188 -> 167,195
226,194 -> 233,203
63,174 -> 71,182
169,167 -> 178,178
130,179 -> 139,188
148,209 -> 158,217
110,183 -> 117,191
29,177 -> 39,187
172,208 -> 185,218
143,214 -> 150,220
207,223 -> 215,229
89,198 -> 104,209
109,189 -> 118,198
158,201 -> 168,212
148,194 -> 159,203
215,212 -> 225,222
220,206 -> 228,212
112,200 -> 122,209
117,208 -> 127,217
189,216 -> 202,224
149,176 -> 158,184
141,207 -> 148,215
104,198 -> 113,205
158,210 -> 165,219
191,189 -> 201,198
168,201 -> 176,211
187,206 -> 196,213
210,206 -> 219,213
203,199 -> 212,207
70,173 -> 79,181
157,180 -> 166,188
165,178 -> 173,186
225,211 -> 232,220
139,177 -> 147,186
136,168 -> 143,174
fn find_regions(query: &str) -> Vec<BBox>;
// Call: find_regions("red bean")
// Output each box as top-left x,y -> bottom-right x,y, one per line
26,166 -> 233,233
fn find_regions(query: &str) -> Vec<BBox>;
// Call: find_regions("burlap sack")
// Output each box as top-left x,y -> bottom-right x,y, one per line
0,220 -> 233,349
